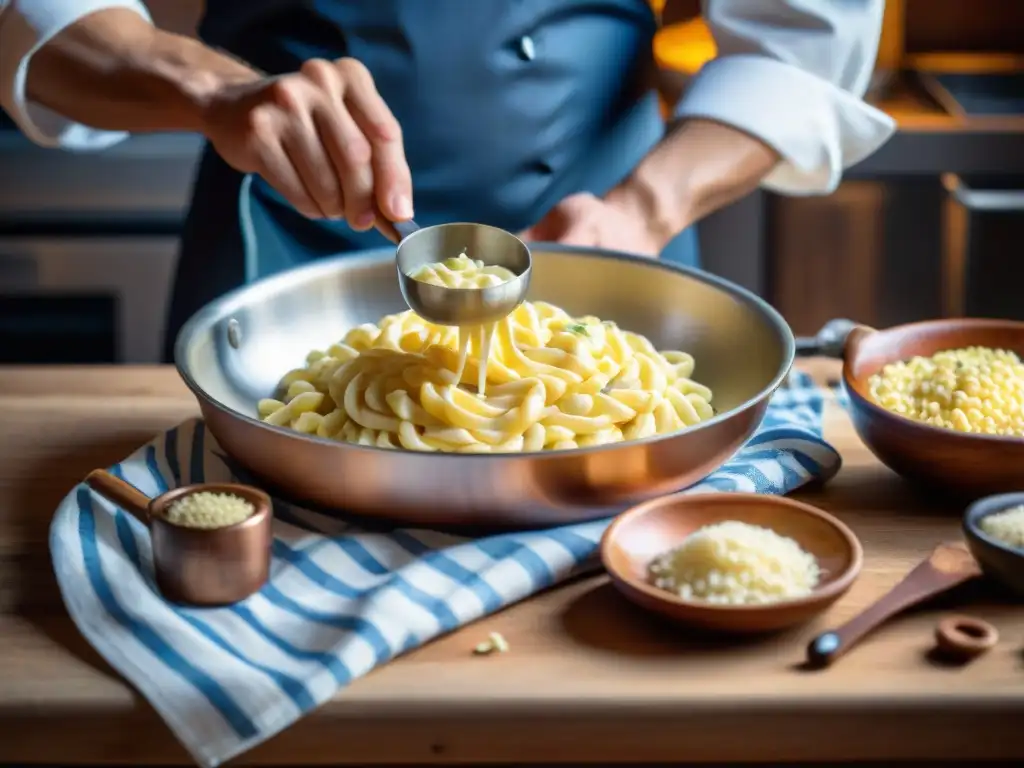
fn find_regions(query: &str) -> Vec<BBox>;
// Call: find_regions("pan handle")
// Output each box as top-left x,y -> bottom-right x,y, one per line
794,318 -> 861,359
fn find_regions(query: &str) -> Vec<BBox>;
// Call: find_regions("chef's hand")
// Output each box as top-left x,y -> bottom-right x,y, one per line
202,58 -> 413,229
519,189 -> 674,258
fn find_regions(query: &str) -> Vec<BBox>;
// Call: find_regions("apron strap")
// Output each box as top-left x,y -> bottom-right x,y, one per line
238,173 -> 261,284
237,172 -> 392,281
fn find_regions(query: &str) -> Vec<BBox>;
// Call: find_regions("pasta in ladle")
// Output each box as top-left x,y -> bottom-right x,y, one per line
258,254 -> 716,452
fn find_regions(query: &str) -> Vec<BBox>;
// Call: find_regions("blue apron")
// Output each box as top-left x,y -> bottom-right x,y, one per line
163,0 -> 699,361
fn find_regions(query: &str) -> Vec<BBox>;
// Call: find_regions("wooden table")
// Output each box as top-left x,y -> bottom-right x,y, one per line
1,361 -> 1021,765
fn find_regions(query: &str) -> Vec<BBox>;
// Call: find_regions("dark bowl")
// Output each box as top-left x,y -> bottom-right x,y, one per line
963,493 -> 1024,598
842,319 -> 1024,499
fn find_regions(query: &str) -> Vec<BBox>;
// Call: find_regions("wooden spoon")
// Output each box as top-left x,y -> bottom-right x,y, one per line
805,541 -> 982,668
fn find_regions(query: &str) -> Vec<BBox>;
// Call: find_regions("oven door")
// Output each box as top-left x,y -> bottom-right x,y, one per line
0,236 -> 179,363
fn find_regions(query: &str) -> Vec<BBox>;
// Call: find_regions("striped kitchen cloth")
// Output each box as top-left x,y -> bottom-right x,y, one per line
50,370 -> 840,768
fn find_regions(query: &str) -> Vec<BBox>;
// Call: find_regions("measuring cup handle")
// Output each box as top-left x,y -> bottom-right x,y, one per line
85,469 -> 151,524
375,215 -> 419,244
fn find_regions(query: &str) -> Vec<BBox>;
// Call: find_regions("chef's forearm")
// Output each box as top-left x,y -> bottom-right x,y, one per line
25,8 -> 260,134
611,118 -> 780,240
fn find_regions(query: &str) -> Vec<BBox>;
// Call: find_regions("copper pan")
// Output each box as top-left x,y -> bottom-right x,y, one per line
800,317 -> 1024,499
174,245 -> 794,527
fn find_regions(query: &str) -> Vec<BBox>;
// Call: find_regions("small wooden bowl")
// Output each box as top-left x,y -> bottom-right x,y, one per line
600,492 -> 863,633
963,493 -> 1024,599
843,318 -> 1024,499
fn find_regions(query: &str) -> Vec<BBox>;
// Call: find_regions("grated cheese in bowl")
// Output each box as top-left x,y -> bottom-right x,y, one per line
979,505 -> 1024,550
648,520 -> 821,605
163,491 -> 255,529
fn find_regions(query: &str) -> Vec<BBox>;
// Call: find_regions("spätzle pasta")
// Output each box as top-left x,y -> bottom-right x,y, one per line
259,256 -> 715,453
409,253 -> 515,396
867,346 -> 1024,436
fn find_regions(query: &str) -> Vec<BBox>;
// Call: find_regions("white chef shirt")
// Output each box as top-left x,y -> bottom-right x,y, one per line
0,0 -> 895,194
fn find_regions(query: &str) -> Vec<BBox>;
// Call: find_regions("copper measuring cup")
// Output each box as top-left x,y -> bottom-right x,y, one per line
85,469 -> 273,606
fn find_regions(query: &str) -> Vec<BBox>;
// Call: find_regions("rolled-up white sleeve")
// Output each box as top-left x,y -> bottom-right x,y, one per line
674,0 -> 896,195
0,0 -> 151,151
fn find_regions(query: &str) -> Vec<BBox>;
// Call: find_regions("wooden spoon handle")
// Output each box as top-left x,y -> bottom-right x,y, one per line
85,469 -> 151,524
806,559 -> 977,668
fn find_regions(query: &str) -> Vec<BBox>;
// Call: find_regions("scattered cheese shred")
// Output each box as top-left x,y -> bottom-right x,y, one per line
979,505 -> 1024,550
473,631 -> 509,655
648,520 -> 821,605
164,491 -> 255,529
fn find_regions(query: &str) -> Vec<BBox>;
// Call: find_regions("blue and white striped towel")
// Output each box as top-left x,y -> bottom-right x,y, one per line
50,370 -> 840,767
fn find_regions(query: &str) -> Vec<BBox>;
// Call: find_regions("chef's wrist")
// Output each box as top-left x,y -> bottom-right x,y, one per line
171,40 -> 263,131
640,118 -> 781,226
22,10 -> 260,136
606,165 -> 693,249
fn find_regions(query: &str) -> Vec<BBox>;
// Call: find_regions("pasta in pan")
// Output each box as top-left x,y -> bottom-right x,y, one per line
406,252 -> 513,396
258,254 -> 716,452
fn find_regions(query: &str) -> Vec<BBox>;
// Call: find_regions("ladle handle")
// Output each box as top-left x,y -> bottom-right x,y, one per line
85,469 -> 151,524
375,216 -> 419,244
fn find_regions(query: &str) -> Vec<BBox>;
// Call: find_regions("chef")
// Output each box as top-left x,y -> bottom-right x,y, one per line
1,1 -> 894,361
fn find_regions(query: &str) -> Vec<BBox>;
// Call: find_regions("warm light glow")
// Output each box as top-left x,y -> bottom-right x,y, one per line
653,19 -> 716,75
876,0 -> 905,71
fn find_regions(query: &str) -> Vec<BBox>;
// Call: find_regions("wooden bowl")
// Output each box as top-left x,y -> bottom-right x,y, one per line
600,492 -> 863,633
963,493 -> 1024,599
843,319 -> 1024,499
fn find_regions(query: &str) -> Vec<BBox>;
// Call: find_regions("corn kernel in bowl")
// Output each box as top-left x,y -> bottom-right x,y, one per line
866,346 -> 1024,436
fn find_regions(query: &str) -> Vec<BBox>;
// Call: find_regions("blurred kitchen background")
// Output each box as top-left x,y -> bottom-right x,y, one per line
2,0 -> 1024,363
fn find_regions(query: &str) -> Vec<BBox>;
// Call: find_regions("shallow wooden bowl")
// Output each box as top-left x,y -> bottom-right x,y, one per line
843,319 -> 1024,499
600,492 -> 863,633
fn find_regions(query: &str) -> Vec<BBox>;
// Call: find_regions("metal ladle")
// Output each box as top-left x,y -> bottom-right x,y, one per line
380,217 -> 533,327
